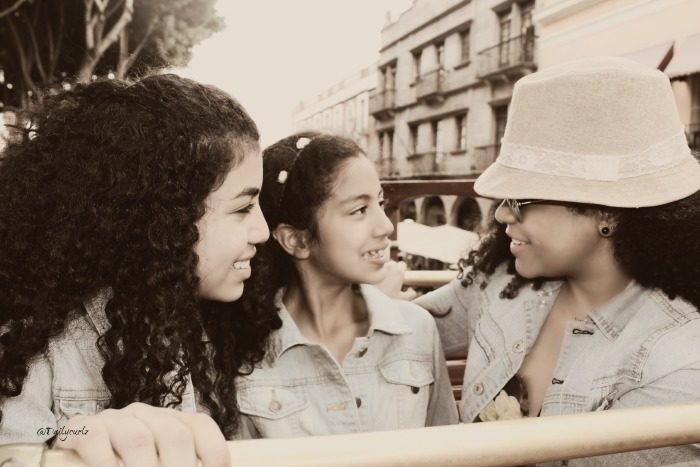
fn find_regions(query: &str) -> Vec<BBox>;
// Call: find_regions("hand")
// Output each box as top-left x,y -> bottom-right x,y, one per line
376,260 -> 417,301
53,402 -> 230,467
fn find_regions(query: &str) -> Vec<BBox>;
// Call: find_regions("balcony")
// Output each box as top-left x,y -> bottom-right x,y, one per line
477,33 -> 536,84
472,144 -> 500,171
375,157 -> 403,179
368,89 -> 395,120
415,68 -> 446,105
687,123 -> 700,151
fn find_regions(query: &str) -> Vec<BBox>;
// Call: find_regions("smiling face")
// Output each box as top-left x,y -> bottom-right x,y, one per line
306,155 -> 394,286
495,201 -> 609,280
194,144 -> 269,302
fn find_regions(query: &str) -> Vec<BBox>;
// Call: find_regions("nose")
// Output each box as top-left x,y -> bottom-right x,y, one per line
374,205 -> 395,237
494,200 -> 517,225
250,203 -> 270,244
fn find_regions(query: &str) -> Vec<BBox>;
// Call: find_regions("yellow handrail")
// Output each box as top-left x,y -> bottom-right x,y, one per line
403,269 -> 457,288
4,402 -> 699,466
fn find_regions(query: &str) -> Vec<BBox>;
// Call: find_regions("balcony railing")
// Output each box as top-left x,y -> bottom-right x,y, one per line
472,144 -> 500,171
415,68 -> 446,105
368,89 -> 396,120
477,33 -> 536,81
687,122 -> 700,151
10,402 -> 700,466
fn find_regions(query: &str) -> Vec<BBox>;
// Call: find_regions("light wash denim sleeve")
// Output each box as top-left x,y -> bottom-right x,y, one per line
0,355 -> 56,444
426,318 -> 459,426
414,278 -> 474,358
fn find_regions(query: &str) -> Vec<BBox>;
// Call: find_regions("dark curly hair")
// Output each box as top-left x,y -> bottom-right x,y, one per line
0,74 -> 281,437
255,131 -> 364,293
460,192 -> 700,309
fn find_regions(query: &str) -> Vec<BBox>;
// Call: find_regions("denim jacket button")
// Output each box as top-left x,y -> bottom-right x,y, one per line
512,340 -> 525,353
473,382 -> 484,395
355,397 -> 362,408
357,348 -> 368,358
269,400 -> 282,413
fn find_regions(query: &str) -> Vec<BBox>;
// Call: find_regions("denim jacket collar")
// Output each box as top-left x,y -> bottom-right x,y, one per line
586,280 -> 645,341
82,287 -> 114,337
267,285 -> 412,363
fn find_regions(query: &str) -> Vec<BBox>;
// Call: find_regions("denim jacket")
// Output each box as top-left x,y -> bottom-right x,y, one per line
234,284 -> 458,439
415,265 -> 700,466
0,289 -> 198,444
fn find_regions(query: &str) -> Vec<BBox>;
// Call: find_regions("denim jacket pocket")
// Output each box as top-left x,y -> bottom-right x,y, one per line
54,388 -> 111,428
380,359 -> 434,427
238,386 -> 308,437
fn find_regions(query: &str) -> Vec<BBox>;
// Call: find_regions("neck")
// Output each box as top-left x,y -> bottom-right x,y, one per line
562,258 -> 632,319
283,277 -> 366,340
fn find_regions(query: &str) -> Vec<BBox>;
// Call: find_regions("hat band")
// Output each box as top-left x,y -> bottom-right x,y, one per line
497,131 -> 690,181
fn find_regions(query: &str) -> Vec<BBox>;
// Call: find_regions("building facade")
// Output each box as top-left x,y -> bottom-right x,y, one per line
534,0 -> 700,151
291,65 -> 377,153
369,0 -> 536,231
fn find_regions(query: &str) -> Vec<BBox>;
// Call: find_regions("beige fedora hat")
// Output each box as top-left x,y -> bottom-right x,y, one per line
474,56 -> 700,207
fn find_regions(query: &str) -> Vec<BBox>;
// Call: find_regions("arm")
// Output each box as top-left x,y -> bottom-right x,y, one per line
414,278 -> 471,358
425,319 -> 459,426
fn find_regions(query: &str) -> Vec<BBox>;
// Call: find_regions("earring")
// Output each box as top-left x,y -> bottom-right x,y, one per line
599,226 -> 612,237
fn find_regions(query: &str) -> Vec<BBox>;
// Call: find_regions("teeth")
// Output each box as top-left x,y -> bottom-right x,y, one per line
512,240 -> 526,246
233,260 -> 250,270
363,249 -> 386,260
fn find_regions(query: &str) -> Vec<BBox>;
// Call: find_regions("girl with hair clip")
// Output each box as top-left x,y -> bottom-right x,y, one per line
0,74 -> 281,467
234,132 -> 457,439
408,57 -> 700,465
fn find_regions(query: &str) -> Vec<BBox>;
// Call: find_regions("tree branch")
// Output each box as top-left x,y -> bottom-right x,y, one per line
6,12 -> 38,94
0,0 -> 30,19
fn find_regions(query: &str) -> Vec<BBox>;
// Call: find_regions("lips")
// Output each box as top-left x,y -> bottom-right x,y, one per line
362,243 -> 390,263
232,247 -> 257,271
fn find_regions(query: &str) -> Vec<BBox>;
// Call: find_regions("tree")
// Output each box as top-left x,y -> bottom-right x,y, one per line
0,0 -> 223,110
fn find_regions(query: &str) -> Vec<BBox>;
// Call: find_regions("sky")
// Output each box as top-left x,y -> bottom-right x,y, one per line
175,0 -> 413,146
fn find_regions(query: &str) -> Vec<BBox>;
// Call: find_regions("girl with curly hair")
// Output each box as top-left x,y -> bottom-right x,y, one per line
0,74 -> 281,466
411,57 -> 700,464
233,132 -> 457,438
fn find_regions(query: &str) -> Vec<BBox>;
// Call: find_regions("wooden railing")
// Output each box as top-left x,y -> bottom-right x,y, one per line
4,402 -> 700,466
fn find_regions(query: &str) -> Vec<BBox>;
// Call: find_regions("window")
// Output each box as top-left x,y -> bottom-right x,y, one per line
494,105 -> 508,145
498,12 -> 511,66
437,42 -> 445,69
456,114 -> 467,151
460,29 -> 470,63
430,121 -> 439,151
409,124 -> 418,154
413,52 -> 422,81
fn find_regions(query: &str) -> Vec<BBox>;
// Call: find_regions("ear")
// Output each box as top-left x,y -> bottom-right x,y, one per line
272,224 -> 312,259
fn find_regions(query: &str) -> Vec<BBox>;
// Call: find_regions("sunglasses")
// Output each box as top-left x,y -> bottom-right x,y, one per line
499,199 -> 546,223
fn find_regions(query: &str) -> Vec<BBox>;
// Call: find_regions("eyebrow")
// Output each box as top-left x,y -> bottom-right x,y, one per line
339,190 -> 384,205
232,187 -> 260,200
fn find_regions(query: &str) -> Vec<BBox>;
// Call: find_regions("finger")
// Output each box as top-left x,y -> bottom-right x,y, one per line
167,411 -> 230,467
123,403 -> 197,467
400,287 -> 418,301
53,416 -> 119,467
396,260 -> 408,273
100,408 -> 159,467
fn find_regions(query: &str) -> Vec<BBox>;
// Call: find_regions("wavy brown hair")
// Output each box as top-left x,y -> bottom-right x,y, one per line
460,193 -> 700,309
0,74 -> 281,437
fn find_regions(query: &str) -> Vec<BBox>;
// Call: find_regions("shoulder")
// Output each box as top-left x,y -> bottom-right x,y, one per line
639,291 -> 700,374
361,284 -> 437,331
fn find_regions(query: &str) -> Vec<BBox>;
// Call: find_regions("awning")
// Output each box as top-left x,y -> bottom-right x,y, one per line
622,41 -> 673,70
396,220 -> 479,264
665,33 -> 700,79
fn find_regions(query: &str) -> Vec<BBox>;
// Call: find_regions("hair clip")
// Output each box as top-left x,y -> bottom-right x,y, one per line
277,170 -> 289,184
296,137 -> 311,150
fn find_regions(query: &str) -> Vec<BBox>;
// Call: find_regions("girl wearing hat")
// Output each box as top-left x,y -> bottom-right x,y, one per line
234,132 -> 457,438
0,75 -> 280,466
413,57 -> 700,464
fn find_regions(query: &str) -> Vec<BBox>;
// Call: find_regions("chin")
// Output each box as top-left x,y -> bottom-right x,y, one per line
201,282 -> 244,303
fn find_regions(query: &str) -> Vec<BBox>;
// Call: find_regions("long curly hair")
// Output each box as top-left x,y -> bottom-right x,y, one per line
0,74 -> 281,437
255,131 -> 364,293
460,192 -> 700,309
